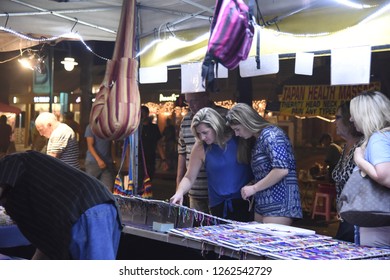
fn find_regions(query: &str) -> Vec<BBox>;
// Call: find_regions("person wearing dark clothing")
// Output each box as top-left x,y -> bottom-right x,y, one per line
85,124 -> 116,192
0,151 -> 122,260
0,115 -> 12,155
63,111 -> 81,142
320,133 -> 342,183
160,118 -> 177,171
332,101 -> 363,243
138,105 -> 163,188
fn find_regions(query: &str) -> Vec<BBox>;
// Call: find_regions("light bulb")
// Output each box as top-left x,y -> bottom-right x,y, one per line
61,57 -> 78,71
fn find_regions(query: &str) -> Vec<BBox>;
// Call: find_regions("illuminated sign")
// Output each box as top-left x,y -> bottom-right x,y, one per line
280,82 -> 381,116
33,96 -> 51,103
159,93 -> 179,102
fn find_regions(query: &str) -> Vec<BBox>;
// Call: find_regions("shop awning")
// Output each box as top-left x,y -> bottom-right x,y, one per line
1,1 -> 390,60
0,103 -> 21,114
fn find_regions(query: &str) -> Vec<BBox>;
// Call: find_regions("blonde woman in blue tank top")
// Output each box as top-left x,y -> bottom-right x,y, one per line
170,107 -> 254,222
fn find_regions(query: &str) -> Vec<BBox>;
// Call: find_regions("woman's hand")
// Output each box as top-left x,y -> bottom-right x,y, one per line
241,184 -> 257,200
243,169 -> 288,200
170,192 -> 184,205
353,146 -> 365,166
97,159 -> 107,169
161,160 -> 169,171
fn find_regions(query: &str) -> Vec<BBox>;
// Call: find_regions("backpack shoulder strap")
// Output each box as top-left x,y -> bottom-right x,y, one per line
201,53 -> 219,93
249,0 -> 260,69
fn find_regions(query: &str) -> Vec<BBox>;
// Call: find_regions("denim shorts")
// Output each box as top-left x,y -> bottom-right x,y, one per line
69,203 -> 122,259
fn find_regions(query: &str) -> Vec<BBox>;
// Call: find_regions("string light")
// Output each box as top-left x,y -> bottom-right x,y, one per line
0,53 -> 21,64
334,0 -> 375,9
1,0 -> 389,62
0,26 -> 63,42
0,25 -> 110,63
0,24 -> 207,62
18,48 -> 47,73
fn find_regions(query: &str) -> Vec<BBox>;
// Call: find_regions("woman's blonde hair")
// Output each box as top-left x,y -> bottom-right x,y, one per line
226,103 -> 271,133
350,91 -> 390,145
191,107 -> 230,149
191,107 -> 250,164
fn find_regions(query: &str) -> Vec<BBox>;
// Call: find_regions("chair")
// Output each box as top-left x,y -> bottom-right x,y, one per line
311,183 -> 337,222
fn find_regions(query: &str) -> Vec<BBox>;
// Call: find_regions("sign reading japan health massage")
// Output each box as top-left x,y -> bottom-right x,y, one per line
280,82 -> 380,117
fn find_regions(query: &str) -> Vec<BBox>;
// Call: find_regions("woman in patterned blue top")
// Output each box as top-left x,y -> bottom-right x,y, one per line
171,107 -> 254,222
226,103 -> 303,225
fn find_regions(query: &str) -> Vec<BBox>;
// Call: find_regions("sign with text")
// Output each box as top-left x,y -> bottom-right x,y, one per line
33,57 -> 51,94
280,82 -> 381,116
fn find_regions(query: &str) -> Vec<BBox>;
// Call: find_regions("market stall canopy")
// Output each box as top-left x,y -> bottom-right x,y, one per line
0,102 -> 22,114
1,0 -> 390,51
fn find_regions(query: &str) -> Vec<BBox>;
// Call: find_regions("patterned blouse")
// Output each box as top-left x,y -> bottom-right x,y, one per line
252,126 -> 302,218
332,140 -> 363,206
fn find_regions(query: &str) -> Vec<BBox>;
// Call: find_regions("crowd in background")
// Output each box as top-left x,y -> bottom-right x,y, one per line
1,90 -> 390,253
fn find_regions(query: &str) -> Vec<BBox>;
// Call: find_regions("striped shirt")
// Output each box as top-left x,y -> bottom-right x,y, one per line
177,105 -> 228,199
0,151 -> 120,259
47,123 -> 80,169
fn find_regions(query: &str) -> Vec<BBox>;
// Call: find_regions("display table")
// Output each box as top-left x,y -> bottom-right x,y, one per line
0,225 -> 30,248
117,196 -> 390,260
122,223 -> 390,260
122,223 -> 242,259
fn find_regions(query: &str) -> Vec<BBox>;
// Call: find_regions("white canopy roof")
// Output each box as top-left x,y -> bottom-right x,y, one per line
1,0 -> 389,53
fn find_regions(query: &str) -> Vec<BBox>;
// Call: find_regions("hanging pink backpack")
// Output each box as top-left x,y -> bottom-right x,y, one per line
202,0 -> 257,92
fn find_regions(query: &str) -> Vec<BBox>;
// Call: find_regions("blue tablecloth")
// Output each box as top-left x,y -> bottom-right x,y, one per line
0,225 -> 30,248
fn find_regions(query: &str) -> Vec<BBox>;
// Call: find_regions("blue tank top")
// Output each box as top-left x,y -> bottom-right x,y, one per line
204,136 -> 253,207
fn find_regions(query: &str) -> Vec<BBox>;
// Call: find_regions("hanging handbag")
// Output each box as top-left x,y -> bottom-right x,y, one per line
338,169 -> 390,227
89,0 -> 140,140
113,174 -> 127,196
113,137 -> 134,196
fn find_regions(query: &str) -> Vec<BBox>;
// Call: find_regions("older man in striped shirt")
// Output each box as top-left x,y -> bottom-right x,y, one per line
35,112 -> 80,169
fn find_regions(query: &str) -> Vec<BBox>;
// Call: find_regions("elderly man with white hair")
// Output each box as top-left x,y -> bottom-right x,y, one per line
35,112 -> 79,169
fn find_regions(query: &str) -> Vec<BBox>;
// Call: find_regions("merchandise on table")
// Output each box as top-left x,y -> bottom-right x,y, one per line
0,206 -> 30,248
116,196 -> 390,260
168,223 -> 390,260
0,206 -> 15,226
